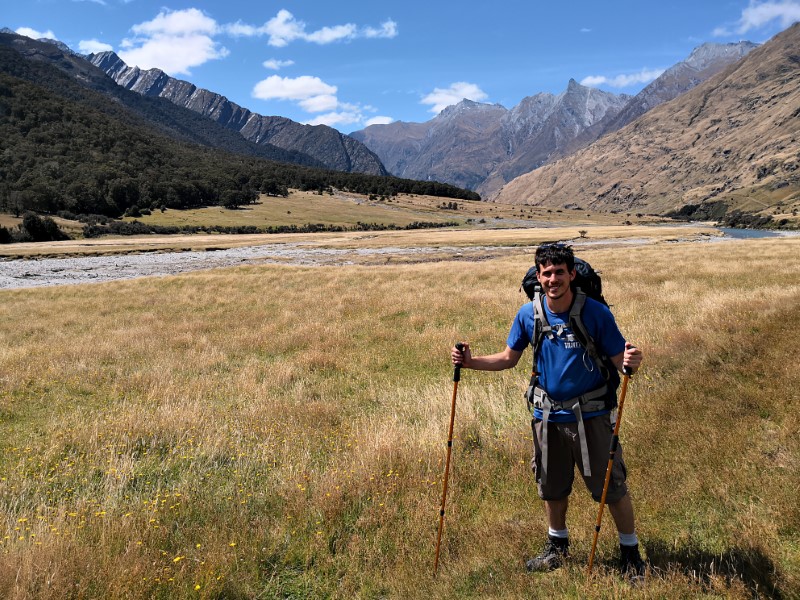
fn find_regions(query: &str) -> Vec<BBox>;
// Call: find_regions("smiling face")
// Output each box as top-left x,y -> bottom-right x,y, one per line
536,261 -> 576,309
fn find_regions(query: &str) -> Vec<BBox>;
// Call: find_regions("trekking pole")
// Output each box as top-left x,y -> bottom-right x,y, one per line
434,342 -> 464,576
587,365 -> 633,576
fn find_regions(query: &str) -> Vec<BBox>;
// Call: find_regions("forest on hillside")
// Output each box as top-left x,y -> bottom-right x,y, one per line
0,45 -> 479,224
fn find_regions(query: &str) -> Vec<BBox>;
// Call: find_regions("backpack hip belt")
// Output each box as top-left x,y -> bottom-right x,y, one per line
527,383 -> 608,484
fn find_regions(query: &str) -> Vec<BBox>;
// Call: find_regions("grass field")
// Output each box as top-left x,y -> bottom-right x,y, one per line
124,190 -> 646,230
0,222 -> 718,259
1,235 -> 798,599
0,189 -> 662,254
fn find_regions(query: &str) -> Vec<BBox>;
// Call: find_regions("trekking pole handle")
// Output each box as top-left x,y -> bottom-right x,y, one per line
454,342 -> 465,382
622,344 -> 636,377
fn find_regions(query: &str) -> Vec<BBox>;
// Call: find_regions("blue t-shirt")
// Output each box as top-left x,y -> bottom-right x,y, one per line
507,296 -> 626,422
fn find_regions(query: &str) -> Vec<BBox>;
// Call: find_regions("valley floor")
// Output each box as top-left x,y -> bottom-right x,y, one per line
0,225 -> 734,289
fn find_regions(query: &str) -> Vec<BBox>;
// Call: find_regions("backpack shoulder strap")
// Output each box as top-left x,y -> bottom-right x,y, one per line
531,290 -> 554,357
568,290 -> 590,350
569,290 -> 615,383
525,291 -> 549,412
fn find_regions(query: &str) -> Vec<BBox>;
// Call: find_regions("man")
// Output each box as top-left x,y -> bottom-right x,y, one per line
451,243 -> 645,580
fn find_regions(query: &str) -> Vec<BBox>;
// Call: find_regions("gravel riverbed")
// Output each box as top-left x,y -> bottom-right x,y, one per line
4,231 -> 791,290
0,243 -> 494,289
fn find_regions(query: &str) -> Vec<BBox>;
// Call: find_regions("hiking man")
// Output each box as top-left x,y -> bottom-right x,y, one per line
450,243 -> 646,579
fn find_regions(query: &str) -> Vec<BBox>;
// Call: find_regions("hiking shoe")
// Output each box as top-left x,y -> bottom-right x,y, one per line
525,536 -> 569,572
619,544 -> 646,583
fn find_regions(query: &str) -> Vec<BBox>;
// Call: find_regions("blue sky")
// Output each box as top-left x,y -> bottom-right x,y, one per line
4,1 -> 799,133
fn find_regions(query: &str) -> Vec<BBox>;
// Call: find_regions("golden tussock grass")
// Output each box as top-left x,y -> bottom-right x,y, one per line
0,236 -> 797,598
0,222 -> 717,258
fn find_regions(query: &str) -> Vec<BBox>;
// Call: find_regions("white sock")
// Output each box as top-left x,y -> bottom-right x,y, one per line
618,532 -> 638,547
548,527 -> 569,539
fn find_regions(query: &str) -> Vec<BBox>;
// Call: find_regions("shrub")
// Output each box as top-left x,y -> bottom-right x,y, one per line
20,212 -> 68,242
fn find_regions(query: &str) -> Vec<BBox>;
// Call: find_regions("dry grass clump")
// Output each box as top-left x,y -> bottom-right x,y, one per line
0,237 -> 797,598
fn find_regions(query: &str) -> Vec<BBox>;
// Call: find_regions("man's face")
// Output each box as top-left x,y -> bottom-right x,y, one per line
536,261 -> 576,301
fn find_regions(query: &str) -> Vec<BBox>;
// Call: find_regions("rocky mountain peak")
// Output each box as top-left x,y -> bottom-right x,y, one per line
684,41 -> 759,70
89,51 -> 128,77
436,98 -> 506,120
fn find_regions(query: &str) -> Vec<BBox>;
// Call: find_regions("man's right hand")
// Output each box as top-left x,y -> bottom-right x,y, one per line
451,342 -> 470,368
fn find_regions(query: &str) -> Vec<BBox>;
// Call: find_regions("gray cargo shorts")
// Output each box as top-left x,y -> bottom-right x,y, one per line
531,412 -> 628,503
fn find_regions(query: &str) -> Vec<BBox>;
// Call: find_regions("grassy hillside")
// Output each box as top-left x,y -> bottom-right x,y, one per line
493,23 -> 800,230
0,237 -> 797,598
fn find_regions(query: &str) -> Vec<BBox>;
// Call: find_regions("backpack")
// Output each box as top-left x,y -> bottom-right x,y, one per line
520,256 -> 619,408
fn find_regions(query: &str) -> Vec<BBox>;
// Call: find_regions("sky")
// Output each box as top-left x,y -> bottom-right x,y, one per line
4,1 -> 800,133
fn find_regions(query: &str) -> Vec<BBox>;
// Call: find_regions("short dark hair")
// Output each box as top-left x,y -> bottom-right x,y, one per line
535,242 -> 575,272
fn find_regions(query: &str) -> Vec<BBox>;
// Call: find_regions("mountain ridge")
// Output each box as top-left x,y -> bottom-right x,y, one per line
558,40 -> 760,160
0,31 -> 324,168
352,41 -> 758,199
493,23 -> 800,223
89,51 -> 387,177
352,81 -> 629,197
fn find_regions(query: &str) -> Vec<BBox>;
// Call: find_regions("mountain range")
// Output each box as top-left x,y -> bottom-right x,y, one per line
3,23 -> 798,226
0,30 -> 476,221
494,22 -> 800,222
352,40 -> 759,199
87,51 -> 386,177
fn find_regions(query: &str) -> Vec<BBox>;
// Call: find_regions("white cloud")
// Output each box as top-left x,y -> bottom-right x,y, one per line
580,68 -> 664,88
305,24 -> 358,45
580,28 -> 592,33
737,0 -> 800,32
299,94 -> 339,112
251,75 -> 386,128
16,27 -> 56,40
262,58 -> 295,70
365,116 -> 394,126
306,110 -> 364,127
262,9 -> 306,46
227,10 -> 397,46
714,1 -> 800,36
78,39 -> 114,54
224,21 -> 259,37
421,82 -> 488,114
252,75 -> 337,101
364,20 -> 398,39
131,8 -> 218,36
118,8 -> 229,75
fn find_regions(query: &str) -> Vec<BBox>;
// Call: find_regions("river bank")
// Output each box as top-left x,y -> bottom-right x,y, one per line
3,226 -> 795,290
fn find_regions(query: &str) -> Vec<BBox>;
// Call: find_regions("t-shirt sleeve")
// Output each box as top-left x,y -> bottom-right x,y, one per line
592,302 -> 626,357
507,304 -> 532,352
